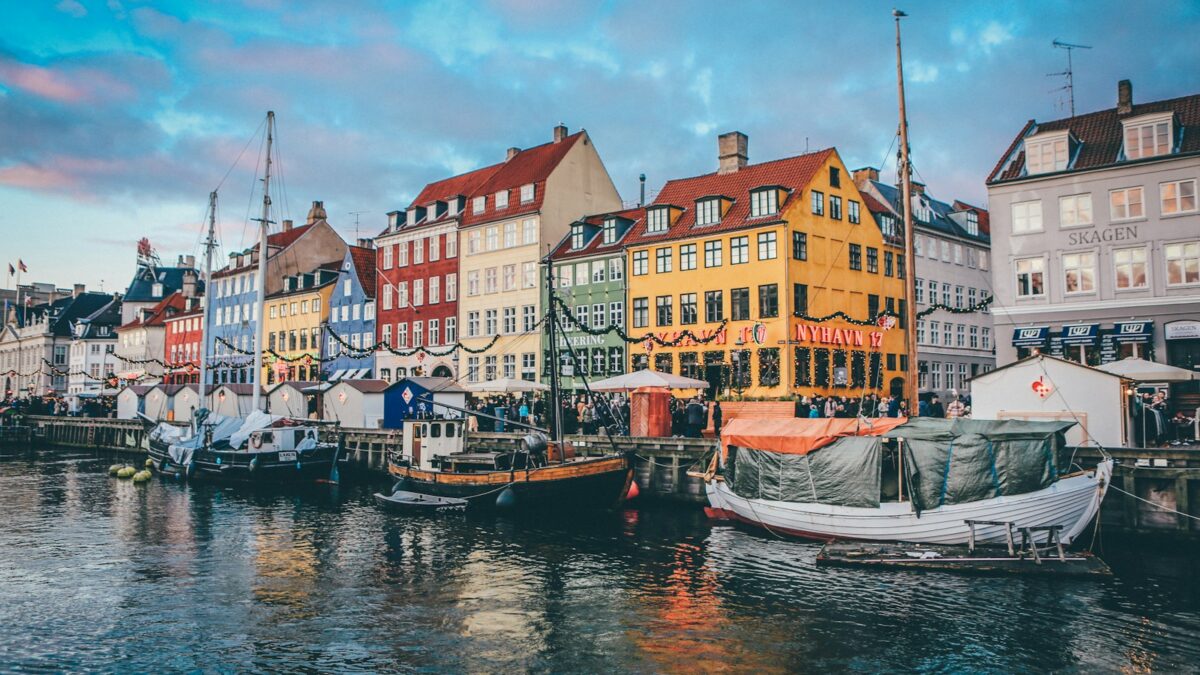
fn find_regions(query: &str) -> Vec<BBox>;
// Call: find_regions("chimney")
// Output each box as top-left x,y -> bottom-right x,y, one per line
282,219 -> 293,232
305,200 -> 326,226
1117,79 -> 1133,115
718,131 -> 748,174
910,181 -> 926,197
506,147 -> 521,161
73,283 -> 85,298
357,238 -> 375,249
639,173 -> 646,207
183,254 -> 195,269
853,167 -> 880,185
182,271 -> 197,299
553,123 -> 568,143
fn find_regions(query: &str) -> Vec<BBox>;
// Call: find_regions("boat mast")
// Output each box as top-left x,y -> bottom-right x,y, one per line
543,255 -> 564,443
251,111 -> 275,412
894,10 -> 919,415
198,190 -> 217,403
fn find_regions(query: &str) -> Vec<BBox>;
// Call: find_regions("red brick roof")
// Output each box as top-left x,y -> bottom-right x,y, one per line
117,291 -> 189,331
347,245 -> 377,298
860,192 -> 891,216
411,163 -> 503,210
625,148 -> 834,246
988,92 -> 1200,183
549,207 -> 644,261
460,132 -> 584,227
952,200 -> 991,235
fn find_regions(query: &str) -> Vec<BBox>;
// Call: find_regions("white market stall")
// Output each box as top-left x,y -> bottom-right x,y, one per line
267,381 -> 317,418
116,385 -> 153,420
970,354 -> 1129,448
319,380 -> 391,428
209,383 -> 264,418
172,385 -> 200,422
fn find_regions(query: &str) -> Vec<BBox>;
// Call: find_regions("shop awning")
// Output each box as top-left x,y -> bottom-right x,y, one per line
1112,321 -> 1154,344
1060,323 -> 1099,346
722,417 -> 909,456
1011,326 -> 1049,347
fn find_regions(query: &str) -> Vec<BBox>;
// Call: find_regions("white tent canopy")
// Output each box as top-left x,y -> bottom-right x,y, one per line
466,377 -> 550,393
588,369 -> 710,392
1095,357 -> 1196,382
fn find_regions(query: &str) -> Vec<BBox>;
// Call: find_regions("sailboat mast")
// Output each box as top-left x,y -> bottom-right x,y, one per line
198,190 -> 217,402
251,111 -> 275,411
894,10 -> 919,415
544,255 -> 564,443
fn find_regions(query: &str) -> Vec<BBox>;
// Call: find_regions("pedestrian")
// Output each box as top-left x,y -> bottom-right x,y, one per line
929,396 -> 945,419
712,401 -> 723,437
946,397 -> 966,418
808,404 -> 820,419
685,397 -> 705,438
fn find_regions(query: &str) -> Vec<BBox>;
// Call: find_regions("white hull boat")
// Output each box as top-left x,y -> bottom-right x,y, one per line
707,459 -> 1112,545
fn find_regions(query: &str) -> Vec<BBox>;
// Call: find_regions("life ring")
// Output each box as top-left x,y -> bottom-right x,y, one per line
250,434 -> 263,449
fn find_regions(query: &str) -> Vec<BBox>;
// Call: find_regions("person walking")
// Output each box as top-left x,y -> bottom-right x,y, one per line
685,397 -> 705,438
711,401 -> 723,437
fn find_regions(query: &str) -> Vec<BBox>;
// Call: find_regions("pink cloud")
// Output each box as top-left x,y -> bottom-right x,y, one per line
0,60 -> 88,103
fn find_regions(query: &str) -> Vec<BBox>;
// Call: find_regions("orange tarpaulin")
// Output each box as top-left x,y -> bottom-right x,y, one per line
721,417 -> 909,457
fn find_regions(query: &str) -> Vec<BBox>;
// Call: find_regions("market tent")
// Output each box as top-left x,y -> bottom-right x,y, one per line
267,381 -> 317,418
465,377 -> 549,393
588,369 -> 709,392
721,417 -> 908,456
115,385 -> 154,419
1095,357 -> 1196,382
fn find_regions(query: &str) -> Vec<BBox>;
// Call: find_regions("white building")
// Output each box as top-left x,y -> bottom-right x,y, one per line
66,296 -> 121,399
1,290 -> 114,398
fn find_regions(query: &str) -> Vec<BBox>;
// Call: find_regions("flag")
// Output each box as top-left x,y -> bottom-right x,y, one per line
6,263 -> 12,276
17,260 -> 27,273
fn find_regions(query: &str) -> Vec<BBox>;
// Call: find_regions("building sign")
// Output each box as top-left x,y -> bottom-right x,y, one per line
647,327 -> 727,349
1112,321 -> 1153,344
1166,320 -> 1200,341
793,323 -> 885,348
558,334 -> 608,348
1059,324 -> 1099,346
1066,225 -> 1139,246
1031,376 -> 1053,399
1012,326 -> 1049,347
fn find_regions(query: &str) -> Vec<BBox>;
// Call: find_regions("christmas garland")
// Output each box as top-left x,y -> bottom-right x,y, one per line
326,325 -> 509,358
552,295 -> 729,347
792,295 -> 992,325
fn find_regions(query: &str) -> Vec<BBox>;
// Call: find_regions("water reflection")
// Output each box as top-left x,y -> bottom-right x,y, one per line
1,448 -> 1199,672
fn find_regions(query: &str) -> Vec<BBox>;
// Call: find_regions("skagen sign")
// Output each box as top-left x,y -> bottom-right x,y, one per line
1066,225 -> 1139,246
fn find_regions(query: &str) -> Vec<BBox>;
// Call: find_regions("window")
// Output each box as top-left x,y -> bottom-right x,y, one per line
382,246 -> 393,269
970,325 -> 979,349
429,234 -> 441,261
1165,242 -> 1200,286
503,264 -> 516,291
730,236 -> 749,264
757,232 -> 777,260
916,320 -> 926,345
472,196 -> 486,214
1161,179 -> 1197,215
429,319 -> 439,346
1110,187 -> 1144,221
792,231 -> 807,260
484,356 -> 497,381
884,251 -> 894,277
811,190 -> 824,215
954,244 -> 963,265
485,226 -> 498,251
445,317 -> 456,343
609,258 -> 623,281
956,324 -> 965,347
609,302 -> 623,328
495,190 -> 509,210
677,244 -> 697,271
522,305 -> 536,332
467,271 -> 479,296
1059,194 -> 1093,228
413,279 -> 424,306
466,356 -> 479,382
383,285 -> 393,310
446,234 -> 457,258
413,239 -> 424,264
429,276 -> 440,304
942,323 -> 951,346
502,354 -> 516,379
982,328 -> 991,350
680,293 -> 697,324
848,200 -> 860,224
792,283 -> 808,315
941,240 -> 951,263
965,211 -> 978,235
270,304 -> 278,319
750,189 -> 778,217
557,266 -> 571,289
576,263 -> 588,287
447,273 -> 458,301
1025,135 -> 1070,174
467,231 -> 481,255
521,353 -> 536,381
484,309 -> 497,335
1063,252 -> 1096,294
928,321 -> 940,346
592,303 -> 605,328
731,287 -> 750,321
656,247 -> 672,273
656,296 -> 673,326
575,304 -> 589,329
758,284 -> 778,318
1124,117 -> 1171,160
570,225 -> 586,250
1113,247 -> 1148,290
868,294 -> 880,319
848,244 -> 862,271
829,195 -> 842,220
523,219 -> 537,244
954,285 -> 964,307
397,322 -> 409,347
696,198 -> 721,225
1011,200 -> 1043,233
646,207 -> 669,233
503,222 -> 517,248
866,247 -> 878,273
601,218 -> 618,244
942,282 -> 951,306
484,267 -> 497,294
829,166 -> 840,187
503,307 -> 516,334
632,298 -> 649,328
633,250 -> 649,276
704,240 -> 722,267
1015,258 -> 1045,297
705,291 -> 723,323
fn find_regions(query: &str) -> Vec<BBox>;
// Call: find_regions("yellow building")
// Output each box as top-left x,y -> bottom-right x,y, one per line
262,266 -> 338,385
624,132 -> 910,399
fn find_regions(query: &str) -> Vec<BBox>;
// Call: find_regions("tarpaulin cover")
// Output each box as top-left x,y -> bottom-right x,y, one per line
730,436 -> 883,507
721,417 -> 908,457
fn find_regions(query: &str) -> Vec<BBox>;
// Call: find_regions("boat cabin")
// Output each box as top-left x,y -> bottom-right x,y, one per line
400,418 -> 466,471
246,424 -> 320,455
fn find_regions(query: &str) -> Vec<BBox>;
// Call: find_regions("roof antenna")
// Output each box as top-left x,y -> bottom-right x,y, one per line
348,211 -> 366,240
1048,39 -> 1091,118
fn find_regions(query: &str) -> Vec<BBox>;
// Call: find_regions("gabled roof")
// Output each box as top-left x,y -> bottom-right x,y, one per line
624,149 -> 834,246
12,292 -> 116,336
117,291 -> 190,331
550,208 -> 643,261
333,379 -> 392,394
347,246 -> 377,299
212,224 -> 315,279
868,181 -> 990,244
124,263 -> 202,304
72,296 -> 122,339
988,91 -> 1200,184
396,376 -> 468,393
460,132 -> 585,227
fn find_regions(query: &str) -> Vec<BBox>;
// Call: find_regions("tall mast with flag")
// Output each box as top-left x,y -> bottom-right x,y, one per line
894,9 -> 920,415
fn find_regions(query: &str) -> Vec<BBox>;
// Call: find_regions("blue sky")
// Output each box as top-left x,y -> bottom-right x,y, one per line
2,0 -> 1198,291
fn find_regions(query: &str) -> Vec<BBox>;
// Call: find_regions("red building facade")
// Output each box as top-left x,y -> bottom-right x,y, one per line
163,307 -> 203,384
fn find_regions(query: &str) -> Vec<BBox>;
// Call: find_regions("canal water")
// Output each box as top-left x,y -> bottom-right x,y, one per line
2,448 -> 1199,673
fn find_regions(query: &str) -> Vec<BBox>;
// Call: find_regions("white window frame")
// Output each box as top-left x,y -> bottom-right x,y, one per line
1024,132 -> 1070,174
1011,200 -> 1043,234
1113,245 -> 1149,291
695,198 -> 721,226
1061,250 -> 1097,295
472,196 -> 486,214
1109,186 -> 1145,221
1160,179 -> 1197,216
1058,193 -> 1093,228
646,207 -> 669,233
749,189 -> 778,217
495,190 -> 509,210
1122,113 -> 1172,160
1164,241 -> 1200,287
1014,257 -> 1046,298
520,183 -> 535,203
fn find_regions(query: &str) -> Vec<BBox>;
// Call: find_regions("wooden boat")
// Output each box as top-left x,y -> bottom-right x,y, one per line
384,418 -> 633,511
704,417 -> 1112,546
374,489 -> 468,513
815,540 -> 1112,577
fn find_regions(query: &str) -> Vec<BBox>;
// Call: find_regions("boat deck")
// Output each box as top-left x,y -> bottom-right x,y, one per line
816,541 -> 1112,577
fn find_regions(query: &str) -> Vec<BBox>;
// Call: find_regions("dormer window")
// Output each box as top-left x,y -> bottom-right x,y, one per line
965,211 -> 979,236
495,190 -> 509,210
1123,113 -> 1172,160
570,224 -> 586,250
448,197 -> 461,215
520,183 -> 535,203
152,283 -> 163,297
406,208 -> 419,226
388,212 -> 400,230
1024,131 -> 1071,175
695,198 -> 721,226
646,207 -> 669,234
602,218 -> 618,244
749,188 -> 779,217
473,196 -> 486,214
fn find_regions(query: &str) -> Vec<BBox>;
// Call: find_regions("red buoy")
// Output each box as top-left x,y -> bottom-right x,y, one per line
626,480 -> 640,501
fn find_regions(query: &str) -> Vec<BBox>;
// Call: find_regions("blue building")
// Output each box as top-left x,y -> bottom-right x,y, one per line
205,203 -> 348,385
323,244 -> 378,379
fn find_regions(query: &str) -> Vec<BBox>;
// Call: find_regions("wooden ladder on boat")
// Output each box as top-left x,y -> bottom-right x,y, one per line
965,520 -> 1066,564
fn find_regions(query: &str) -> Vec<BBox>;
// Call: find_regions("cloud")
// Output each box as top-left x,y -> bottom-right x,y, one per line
55,0 -> 87,18
908,61 -> 940,84
0,58 -> 87,103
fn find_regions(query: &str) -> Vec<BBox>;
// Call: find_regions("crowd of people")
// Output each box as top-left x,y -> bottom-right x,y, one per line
0,394 -> 114,418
